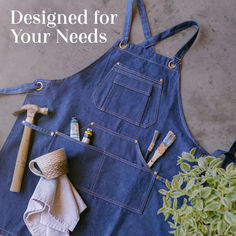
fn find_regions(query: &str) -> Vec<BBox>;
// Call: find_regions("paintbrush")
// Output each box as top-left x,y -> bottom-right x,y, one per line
145,130 -> 160,160
147,131 -> 176,168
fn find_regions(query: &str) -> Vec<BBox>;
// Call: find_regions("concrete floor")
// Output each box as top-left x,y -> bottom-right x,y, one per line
0,0 -> 235,154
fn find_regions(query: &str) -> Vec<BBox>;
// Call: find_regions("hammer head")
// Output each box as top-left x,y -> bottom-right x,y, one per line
13,104 -> 48,123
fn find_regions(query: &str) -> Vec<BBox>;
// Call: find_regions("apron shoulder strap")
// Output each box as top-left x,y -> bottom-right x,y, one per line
0,81 -> 42,95
140,21 -> 200,65
121,0 -> 153,45
121,1 -> 200,66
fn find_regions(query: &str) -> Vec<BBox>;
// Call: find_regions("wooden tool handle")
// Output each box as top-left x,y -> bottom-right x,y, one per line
10,126 -> 32,192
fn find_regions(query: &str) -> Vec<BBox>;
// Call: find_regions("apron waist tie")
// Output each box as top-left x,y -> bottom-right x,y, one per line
0,81 -> 41,95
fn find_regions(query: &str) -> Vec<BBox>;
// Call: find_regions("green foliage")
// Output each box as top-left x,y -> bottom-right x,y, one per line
158,148 -> 236,236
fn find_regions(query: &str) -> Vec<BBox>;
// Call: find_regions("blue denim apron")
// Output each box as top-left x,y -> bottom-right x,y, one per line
0,1 -> 207,235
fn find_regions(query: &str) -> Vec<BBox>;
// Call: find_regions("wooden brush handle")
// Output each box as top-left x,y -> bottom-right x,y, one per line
10,125 -> 32,192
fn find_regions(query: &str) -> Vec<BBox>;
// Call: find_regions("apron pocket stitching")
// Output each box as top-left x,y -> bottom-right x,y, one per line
101,79 -> 118,110
91,155 -> 106,192
113,76 -> 152,95
100,78 -> 116,110
135,142 -> 151,169
57,131 -> 151,173
103,109 -> 141,126
104,151 -> 151,173
57,132 -> 105,155
23,121 -> 52,136
77,186 -> 145,214
0,227 -> 18,236
139,174 -> 156,213
104,79 -> 151,125
113,80 -> 150,95
46,134 -> 57,154
114,65 -> 162,87
92,123 -> 135,142
92,68 -> 114,109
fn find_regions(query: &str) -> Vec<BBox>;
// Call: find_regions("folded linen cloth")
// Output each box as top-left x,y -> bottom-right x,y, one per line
23,149 -> 87,236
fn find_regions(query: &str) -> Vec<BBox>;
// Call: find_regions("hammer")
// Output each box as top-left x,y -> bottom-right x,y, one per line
10,104 -> 48,192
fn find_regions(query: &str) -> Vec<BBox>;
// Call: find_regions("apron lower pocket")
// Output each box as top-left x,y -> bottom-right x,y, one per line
49,132 -> 155,214
92,156 -> 155,214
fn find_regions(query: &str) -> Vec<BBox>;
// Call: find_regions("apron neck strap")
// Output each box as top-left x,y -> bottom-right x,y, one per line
140,21 -> 200,65
0,81 -> 41,95
121,0 -> 152,45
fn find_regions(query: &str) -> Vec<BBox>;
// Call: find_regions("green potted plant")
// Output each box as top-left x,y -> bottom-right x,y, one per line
158,148 -> 236,236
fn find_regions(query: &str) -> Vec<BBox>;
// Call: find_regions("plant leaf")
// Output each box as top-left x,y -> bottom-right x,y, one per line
210,219 -> 218,231
209,158 -> 222,169
171,178 -> 179,190
228,192 -> 236,201
205,194 -> 219,203
170,191 -> 182,198
200,187 -> 211,198
225,187 -> 234,194
180,163 -> 191,172
226,163 -> 235,172
167,198 -> 172,208
190,147 -> 197,155
217,168 -> 226,176
177,176 -> 183,189
173,198 -> 178,210
217,220 -> 226,235
168,221 -> 177,229
182,152 -> 196,162
157,208 -> 164,215
204,201 -> 220,211
197,156 -> 208,170
168,230 -> 176,235
165,179 -> 171,189
186,179 -> 195,190
221,197 -> 232,209
159,189 -> 168,196
205,155 -> 215,163
224,211 -> 236,225
195,199 -> 203,211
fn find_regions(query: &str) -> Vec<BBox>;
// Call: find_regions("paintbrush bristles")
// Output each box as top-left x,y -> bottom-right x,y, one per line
163,131 -> 176,147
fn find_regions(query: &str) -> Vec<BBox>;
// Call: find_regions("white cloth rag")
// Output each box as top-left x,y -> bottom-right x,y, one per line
23,174 -> 87,236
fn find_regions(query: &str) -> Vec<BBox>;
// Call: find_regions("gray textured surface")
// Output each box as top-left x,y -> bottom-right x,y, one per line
0,0 -> 235,153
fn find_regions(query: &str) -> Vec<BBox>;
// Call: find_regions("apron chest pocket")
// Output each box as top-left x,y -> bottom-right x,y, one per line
93,64 -> 163,128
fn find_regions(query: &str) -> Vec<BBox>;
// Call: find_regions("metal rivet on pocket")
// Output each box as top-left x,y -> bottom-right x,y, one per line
55,131 -> 59,135
135,140 -> 138,143
156,175 -> 160,180
160,78 -> 163,82
50,132 -> 54,136
154,171 -> 158,175
116,62 -> 120,65
91,122 -> 95,126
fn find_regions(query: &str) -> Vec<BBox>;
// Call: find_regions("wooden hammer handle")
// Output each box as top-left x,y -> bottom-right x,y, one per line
10,125 -> 32,192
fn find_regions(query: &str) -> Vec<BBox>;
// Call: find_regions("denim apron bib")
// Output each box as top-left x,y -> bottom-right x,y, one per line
0,1 -> 207,235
